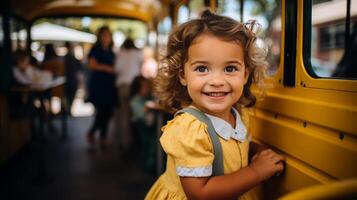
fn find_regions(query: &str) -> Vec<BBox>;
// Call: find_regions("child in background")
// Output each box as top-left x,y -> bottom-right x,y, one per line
145,10 -> 285,200
129,75 -> 156,173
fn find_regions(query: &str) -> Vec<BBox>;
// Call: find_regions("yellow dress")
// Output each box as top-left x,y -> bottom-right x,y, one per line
145,111 -> 258,200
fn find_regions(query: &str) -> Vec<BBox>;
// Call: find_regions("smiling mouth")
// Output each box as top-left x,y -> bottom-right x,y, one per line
203,92 -> 229,97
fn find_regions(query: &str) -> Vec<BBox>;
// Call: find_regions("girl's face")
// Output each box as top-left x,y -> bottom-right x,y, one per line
180,34 -> 249,119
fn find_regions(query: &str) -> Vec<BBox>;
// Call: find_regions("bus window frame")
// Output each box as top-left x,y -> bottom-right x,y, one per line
299,0 -> 357,92
283,0 -> 297,87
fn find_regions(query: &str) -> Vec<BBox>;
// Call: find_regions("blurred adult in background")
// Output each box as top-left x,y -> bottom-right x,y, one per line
40,43 -> 65,133
141,47 -> 158,79
41,44 -> 64,77
64,41 -> 83,114
86,26 -> 117,147
115,38 -> 143,149
29,55 -> 39,70
10,50 -> 51,129
10,50 -> 36,120
12,50 -> 52,87
115,38 -> 143,88
12,50 -> 37,86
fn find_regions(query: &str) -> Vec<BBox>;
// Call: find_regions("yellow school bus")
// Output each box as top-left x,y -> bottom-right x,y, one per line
0,0 -> 356,199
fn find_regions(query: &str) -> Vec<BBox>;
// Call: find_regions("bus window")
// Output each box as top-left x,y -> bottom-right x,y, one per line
189,0 -> 207,19
217,0 -> 241,21
158,16 -> 172,35
10,17 -> 28,51
308,0 -> 357,78
217,0 -> 281,75
157,16 -> 172,49
177,4 -> 189,24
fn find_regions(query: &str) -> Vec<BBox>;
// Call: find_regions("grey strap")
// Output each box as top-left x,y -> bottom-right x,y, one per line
175,108 -> 224,176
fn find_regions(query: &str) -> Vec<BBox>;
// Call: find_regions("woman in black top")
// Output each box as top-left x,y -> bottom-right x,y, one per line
87,26 -> 117,147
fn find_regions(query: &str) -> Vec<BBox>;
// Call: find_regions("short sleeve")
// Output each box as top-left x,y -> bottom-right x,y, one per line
160,113 -> 214,177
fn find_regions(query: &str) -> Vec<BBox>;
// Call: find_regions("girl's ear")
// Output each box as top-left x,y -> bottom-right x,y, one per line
243,67 -> 251,84
179,69 -> 187,86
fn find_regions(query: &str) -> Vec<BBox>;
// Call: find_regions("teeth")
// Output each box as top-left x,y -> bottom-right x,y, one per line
207,92 -> 226,96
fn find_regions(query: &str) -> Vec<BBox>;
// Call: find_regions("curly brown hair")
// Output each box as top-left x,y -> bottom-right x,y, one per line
154,9 -> 268,114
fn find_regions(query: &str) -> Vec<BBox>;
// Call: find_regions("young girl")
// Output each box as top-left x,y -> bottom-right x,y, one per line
145,10 -> 285,200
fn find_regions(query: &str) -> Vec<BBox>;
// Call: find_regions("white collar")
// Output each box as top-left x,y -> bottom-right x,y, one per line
205,108 -> 247,142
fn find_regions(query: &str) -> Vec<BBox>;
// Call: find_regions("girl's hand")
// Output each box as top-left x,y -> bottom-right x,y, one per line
249,149 -> 285,182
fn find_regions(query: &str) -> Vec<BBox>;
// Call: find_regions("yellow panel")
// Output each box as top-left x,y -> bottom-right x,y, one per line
278,178 -> 357,200
259,156 -> 333,199
250,109 -> 357,179
253,86 -> 357,136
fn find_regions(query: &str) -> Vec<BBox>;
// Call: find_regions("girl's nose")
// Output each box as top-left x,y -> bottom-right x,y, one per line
208,72 -> 225,86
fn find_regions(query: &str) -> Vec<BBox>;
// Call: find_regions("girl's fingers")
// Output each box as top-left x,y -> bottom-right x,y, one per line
276,162 -> 284,172
272,155 -> 285,164
268,151 -> 286,162
276,155 -> 286,164
261,149 -> 272,155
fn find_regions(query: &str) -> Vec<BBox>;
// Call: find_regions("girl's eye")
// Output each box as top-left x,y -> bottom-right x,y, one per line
225,65 -> 238,72
195,65 -> 209,73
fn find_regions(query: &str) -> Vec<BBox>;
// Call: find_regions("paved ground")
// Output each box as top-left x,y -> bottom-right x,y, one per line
0,116 -> 156,200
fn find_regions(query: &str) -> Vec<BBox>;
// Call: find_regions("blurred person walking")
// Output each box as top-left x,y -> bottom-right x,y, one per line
41,44 -> 64,77
86,26 -> 117,148
63,41 -> 83,115
114,38 -> 143,149
40,43 -> 64,133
